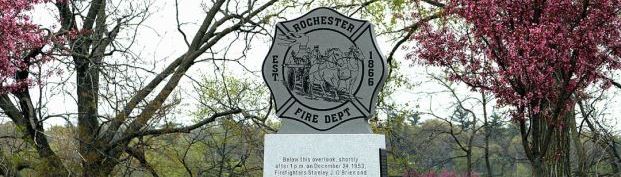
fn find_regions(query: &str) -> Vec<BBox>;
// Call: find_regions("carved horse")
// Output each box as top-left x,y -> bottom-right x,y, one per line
336,46 -> 363,99
308,48 -> 341,100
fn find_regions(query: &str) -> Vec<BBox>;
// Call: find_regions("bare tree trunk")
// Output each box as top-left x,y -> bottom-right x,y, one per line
0,51 -> 69,176
74,0 -> 105,175
523,113 -> 572,177
569,109 -> 586,177
541,115 -> 572,177
466,150 -> 472,177
482,93 -> 493,177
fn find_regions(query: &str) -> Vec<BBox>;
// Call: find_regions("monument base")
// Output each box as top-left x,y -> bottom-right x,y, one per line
264,134 -> 386,177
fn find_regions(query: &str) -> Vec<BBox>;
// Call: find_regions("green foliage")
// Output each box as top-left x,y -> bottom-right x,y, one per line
195,76 -> 268,112
146,119 -> 266,176
376,116 -> 532,176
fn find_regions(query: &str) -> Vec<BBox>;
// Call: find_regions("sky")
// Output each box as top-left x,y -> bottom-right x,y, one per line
2,0 -> 620,133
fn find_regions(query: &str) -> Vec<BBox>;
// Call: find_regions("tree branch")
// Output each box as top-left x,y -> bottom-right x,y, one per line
83,0 -> 105,30
387,12 -> 442,79
0,95 -> 25,126
421,0 -> 445,7
612,80 -> 621,89
190,0 -> 227,50
175,0 -> 191,47
108,108 -> 241,147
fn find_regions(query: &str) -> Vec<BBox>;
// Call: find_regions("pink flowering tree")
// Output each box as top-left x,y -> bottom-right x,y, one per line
0,0 -> 68,176
0,0 -> 53,94
409,0 -> 621,176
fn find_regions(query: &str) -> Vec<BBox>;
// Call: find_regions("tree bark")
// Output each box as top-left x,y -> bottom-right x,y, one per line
0,50 -> 69,176
523,110 -> 574,177
466,150 -> 472,177
569,109 -> 586,177
482,93 -> 493,177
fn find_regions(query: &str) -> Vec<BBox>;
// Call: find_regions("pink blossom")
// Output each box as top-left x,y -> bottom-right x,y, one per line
0,0 -> 58,93
409,0 -> 621,121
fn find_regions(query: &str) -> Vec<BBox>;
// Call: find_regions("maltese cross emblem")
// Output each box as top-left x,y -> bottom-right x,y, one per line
262,7 -> 387,133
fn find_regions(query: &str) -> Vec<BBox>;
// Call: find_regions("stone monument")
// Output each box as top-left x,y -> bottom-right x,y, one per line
262,7 -> 387,177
